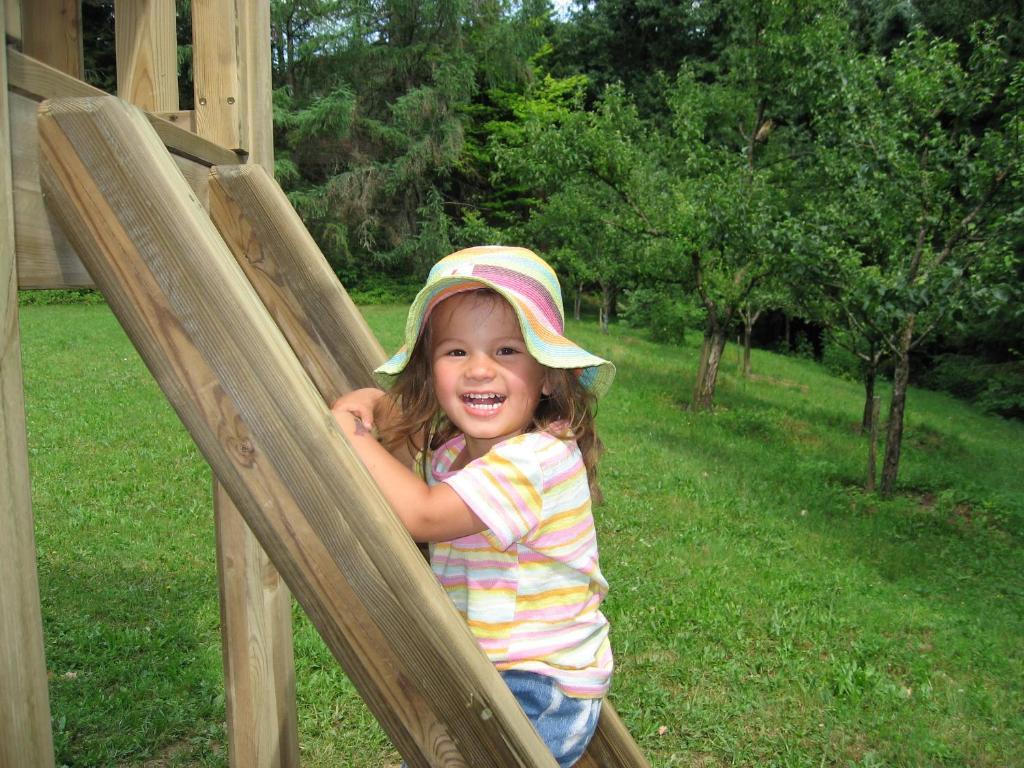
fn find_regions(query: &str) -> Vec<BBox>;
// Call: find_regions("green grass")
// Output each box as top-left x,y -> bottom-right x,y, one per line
18,302 -> 1024,767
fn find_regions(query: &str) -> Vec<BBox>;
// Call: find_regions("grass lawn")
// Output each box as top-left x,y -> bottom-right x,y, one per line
18,301 -> 1024,767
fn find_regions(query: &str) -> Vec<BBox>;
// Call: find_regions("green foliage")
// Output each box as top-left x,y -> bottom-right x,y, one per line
618,287 -> 703,345
269,0 -> 551,277
821,335 -> 867,382
18,289 -> 106,306
920,354 -> 1024,419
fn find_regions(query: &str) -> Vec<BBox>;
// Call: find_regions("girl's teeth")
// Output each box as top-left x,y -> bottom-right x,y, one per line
463,393 -> 505,410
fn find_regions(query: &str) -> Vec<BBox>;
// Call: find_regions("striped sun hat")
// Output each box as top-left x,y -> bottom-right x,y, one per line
373,246 -> 615,398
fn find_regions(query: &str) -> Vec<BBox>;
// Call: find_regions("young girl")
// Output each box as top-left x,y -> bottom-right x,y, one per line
331,246 -> 615,766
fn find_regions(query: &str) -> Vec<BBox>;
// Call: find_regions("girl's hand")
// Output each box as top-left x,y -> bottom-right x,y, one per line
331,387 -> 385,431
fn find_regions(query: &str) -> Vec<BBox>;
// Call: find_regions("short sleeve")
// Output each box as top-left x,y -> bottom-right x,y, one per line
442,435 -> 545,550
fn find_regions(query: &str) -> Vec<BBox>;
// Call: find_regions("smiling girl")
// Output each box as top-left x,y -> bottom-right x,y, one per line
331,246 -> 615,766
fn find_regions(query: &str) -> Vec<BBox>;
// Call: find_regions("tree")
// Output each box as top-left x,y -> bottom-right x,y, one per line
270,0 -> 551,279
810,25 -> 1022,496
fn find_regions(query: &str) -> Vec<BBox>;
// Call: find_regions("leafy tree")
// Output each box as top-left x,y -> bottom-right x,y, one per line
270,0 -> 550,279
548,0 -> 716,113
809,25 -> 1022,495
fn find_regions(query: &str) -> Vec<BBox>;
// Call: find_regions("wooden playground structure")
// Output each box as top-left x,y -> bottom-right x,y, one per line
0,2 -> 649,766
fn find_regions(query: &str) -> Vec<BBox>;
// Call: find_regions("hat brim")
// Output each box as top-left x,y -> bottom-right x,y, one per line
373,277 -> 615,398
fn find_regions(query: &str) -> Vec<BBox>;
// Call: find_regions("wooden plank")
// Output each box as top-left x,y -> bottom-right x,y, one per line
4,0 -> 22,45
21,0 -> 82,79
37,94 -> 556,768
208,165 -> 385,401
210,3 -> 296,766
191,0 -> 244,152
215,482 -> 299,768
0,7 -> 56,765
115,0 -> 178,112
7,48 -> 240,167
209,165 -> 652,768
156,109 -> 195,132
574,703 -> 650,768
236,0 -> 272,171
10,91 -> 212,289
10,90 -> 90,287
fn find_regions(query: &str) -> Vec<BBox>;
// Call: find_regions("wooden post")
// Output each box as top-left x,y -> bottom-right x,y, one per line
21,0 -> 83,80
4,0 -> 22,45
115,0 -> 179,113
0,8 -> 56,766
215,481 -> 299,768
38,94 -> 557,767
236,0 -> 273,171
190,0 -> 245,152
192,2 -> 300,765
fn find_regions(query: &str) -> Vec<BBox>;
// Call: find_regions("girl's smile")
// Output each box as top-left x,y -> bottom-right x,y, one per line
430,291 -> 549,462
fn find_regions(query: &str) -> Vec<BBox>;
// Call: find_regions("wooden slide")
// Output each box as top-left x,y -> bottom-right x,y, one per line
37,95 -> 649,767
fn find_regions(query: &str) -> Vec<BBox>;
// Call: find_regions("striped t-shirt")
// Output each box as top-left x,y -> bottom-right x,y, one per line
428,429 -> 612,698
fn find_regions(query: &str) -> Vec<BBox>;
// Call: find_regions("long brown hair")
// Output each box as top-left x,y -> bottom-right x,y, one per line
377,290 -> 605,503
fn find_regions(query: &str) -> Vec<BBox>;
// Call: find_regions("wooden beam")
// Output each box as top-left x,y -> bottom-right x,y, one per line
191,0 -> 244,153
115,0 -> 179,112
215,481 -> 299,768
10,90 -> 213,289
21,0 -> 82,79
10,90 -> 90,287
236,0 -> 272,171
156,109 -> 195,132
209,3 -> 297,766
208,165 -> 385,401
209,165 -> 651,768
7,47 -> 239,166
0,7 -> 56,765
4,0 -> 22,45
37,94 -> 556,768
7,47 -> 235,289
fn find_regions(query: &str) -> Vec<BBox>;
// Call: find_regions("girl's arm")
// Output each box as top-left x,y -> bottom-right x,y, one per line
331,395 -> 485,542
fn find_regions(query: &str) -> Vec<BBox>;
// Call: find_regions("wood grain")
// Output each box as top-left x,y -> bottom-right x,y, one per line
0,8 -> 56,764
21,0 -> 82,79
209,165 -> 385,401
235,0 -> 273,172
10,91 -> 215,289
115,0 -> 179,112
4,0 -> 22,45
37,94 -> 556,767
207,3 -> 297,765
215,481 -> 299,768
7,48 -> 239,167
190,0 -> 244,152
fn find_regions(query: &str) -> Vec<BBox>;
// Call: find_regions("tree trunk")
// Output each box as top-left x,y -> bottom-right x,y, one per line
880,317 -> 916,498
692,326 -> 727,411
865,396 -> 881,492
743,325 -> 753,377
784,314 -> 791,350
574,283 -> 582,321
861,364 -> 877,433
599,284 -> 611,334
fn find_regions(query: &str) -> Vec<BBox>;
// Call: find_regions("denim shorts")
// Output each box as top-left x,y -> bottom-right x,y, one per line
501,670 -> 602,767
400,670 -> 601,767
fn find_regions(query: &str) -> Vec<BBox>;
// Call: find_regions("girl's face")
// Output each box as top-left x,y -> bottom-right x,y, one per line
429,292 -> 549,463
